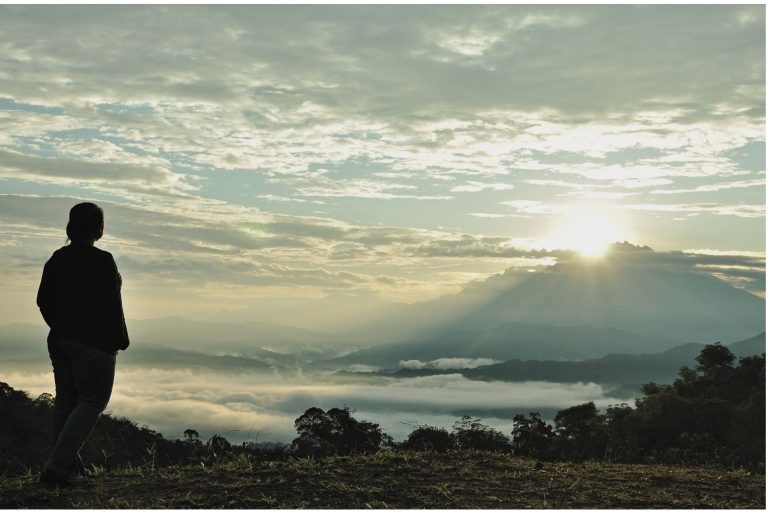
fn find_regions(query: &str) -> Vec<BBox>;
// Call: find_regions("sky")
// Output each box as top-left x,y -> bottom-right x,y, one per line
0,5 -> 765,325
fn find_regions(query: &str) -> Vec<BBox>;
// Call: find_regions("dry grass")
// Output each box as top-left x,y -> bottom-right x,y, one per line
1,451 -> 764,509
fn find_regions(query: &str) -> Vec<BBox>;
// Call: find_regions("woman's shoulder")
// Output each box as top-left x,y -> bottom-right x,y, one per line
92,245 -> 114,257
91,246 -> 118,267
47,245 -> 73,263
50,244 -> 115,263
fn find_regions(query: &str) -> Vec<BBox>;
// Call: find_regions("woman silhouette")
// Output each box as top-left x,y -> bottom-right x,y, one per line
36,202 -> 130,487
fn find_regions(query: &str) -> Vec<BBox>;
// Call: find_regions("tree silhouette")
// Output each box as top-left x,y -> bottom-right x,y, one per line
291,407 -> 389,457
401,425 -> 453,452
696,342 -> 735,372
511,412 -> 554,458
452,416 -> 511,452
183,429 -> 200,440
552,402 -> 607,460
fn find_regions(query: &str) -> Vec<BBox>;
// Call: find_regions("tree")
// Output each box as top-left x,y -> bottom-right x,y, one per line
631,345 -> 765,468
326,407 -> 389,455
292,407 -> 335,457
291,407 -> 389,457
33,393 -> 55,408
183,429 -> 200,440
552,402 -> 607,460
696,342 -> 735,374
402,425 -> 454,452
511,412 -> 554,459
207,434 -> 232,455
554,402 -> 599,441
452,416 -> 511,452
603,403 -> 641,462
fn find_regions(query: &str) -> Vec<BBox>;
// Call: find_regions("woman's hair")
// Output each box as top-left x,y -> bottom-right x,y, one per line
66,202 -> 104,244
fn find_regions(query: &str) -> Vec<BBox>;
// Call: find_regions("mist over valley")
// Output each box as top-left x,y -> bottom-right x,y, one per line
4,245 -> 764,444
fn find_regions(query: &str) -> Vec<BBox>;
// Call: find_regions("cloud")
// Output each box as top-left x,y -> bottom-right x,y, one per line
650,178 -> 766,195
561,191 -> 640,200
257,194 -> 308,203
0,194 -> 556,320
3,367 -> 625,443
400,358 -> 503,370
0,148 -> 186,188
625,202 -> 765,218
450,181 -> 515,193
0,194 -> 305,255
498,198 -> 765,220
4,191 -> 760,322
681,248 -> 765,258
0,6 -> 762,191
597,243 -> 766,295
0,6 -> 763,320
468,213 -> 508,219
404,236 -> 565,259
1,6 -> 762,115
430,357 -> 501,369
348,364 -> 379,373
424,11 -> 585,59
500,200 -> 565,215
295,178 -> 453,201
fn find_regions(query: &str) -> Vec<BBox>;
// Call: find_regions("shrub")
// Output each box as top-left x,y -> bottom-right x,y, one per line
401,425 -> 454,452
452,416 -> 512,452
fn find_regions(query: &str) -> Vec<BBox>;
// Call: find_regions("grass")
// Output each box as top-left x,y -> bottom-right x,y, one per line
1,451 -> 764,509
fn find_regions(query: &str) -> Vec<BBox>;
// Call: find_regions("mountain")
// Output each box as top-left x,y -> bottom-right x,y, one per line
127,317 -> 340,352
344,244 -> 765,345
0,328 -> 297,374
0,318 -> 342,372
367,333 -> 766,395
204,293 -> 404,334
464,333 -> 766,385
1,317 -> 340,351
728,332 -> 767,356
256,293 -> 402,333
324,323 -> 687,369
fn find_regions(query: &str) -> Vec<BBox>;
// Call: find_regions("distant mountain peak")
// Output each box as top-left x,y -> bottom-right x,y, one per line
609,241 -> 655,253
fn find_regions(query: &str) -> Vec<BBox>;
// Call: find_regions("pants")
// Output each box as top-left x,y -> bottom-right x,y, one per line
45,337 -> 116,478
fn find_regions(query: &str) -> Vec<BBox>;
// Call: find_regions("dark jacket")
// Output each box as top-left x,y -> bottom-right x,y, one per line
37,243 -> 130,353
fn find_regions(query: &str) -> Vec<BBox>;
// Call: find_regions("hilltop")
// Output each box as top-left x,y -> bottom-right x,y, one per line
346,244 -> 765,346
1,451 -> 764,509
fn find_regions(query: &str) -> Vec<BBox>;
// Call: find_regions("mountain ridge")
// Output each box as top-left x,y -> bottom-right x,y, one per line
343,244 -> 765,345
352,332 -> 767,395
325,322 -> 690,369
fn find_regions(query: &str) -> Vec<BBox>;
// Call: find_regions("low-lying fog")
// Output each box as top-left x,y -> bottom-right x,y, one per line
5,366 -> 627,444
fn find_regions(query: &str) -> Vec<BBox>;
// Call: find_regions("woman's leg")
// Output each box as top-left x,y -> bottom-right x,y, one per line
48,339 -> 78,448
44,338 -> 115,479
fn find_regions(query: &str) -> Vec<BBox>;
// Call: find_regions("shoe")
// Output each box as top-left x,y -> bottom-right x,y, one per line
39,468 -> 87,488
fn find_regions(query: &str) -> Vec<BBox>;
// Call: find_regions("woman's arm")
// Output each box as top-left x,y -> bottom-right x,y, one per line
104,254 -> 130,351
36,259 -> 57,329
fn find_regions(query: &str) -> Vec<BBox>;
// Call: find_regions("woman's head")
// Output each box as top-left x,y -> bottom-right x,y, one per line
66,202 -> 104,244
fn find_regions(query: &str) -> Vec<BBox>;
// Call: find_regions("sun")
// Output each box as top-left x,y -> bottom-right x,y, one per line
552,214 -> 624,257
